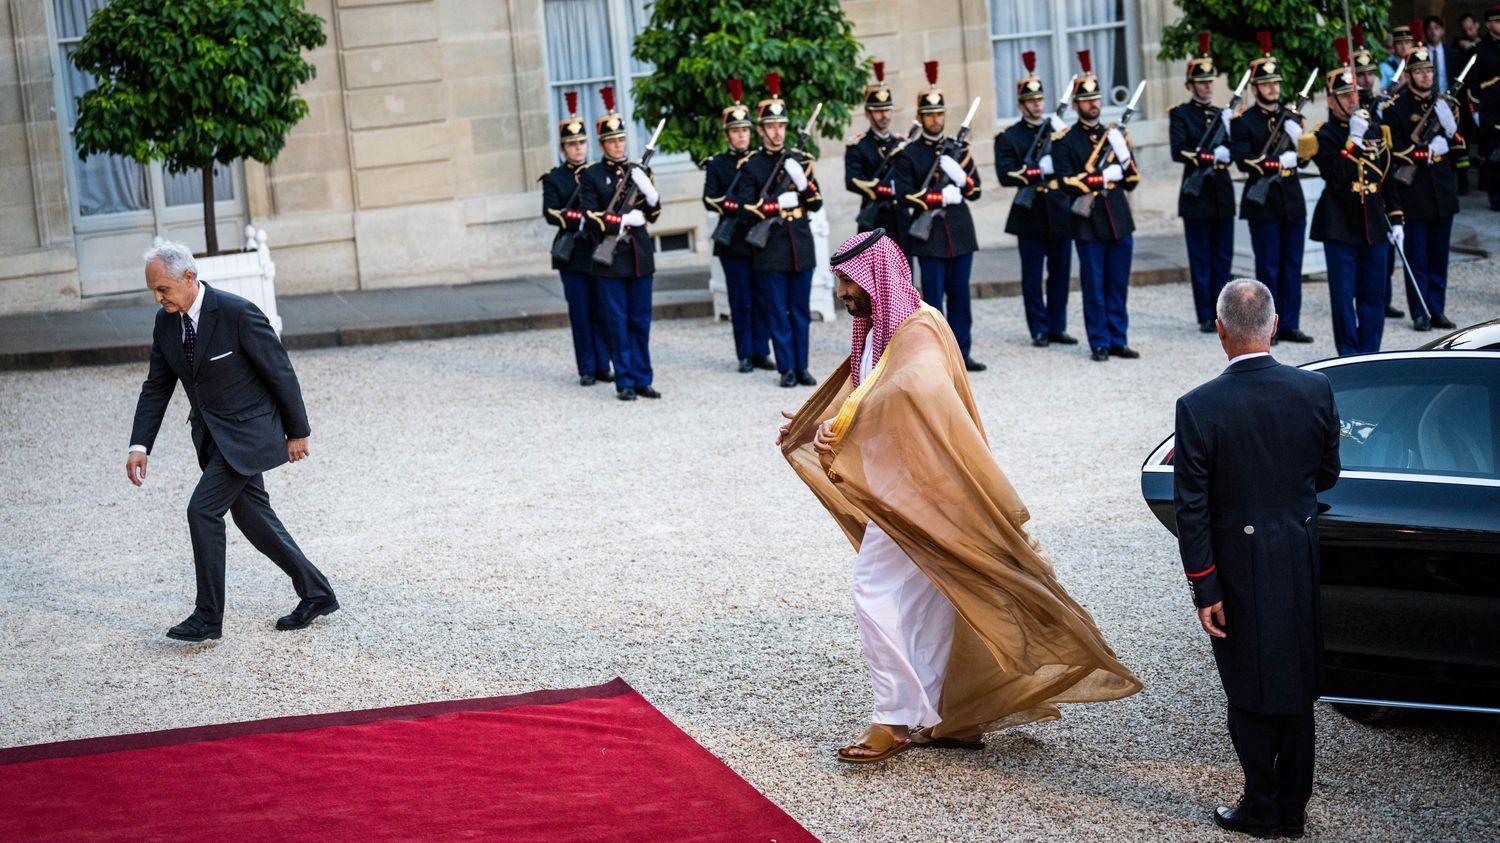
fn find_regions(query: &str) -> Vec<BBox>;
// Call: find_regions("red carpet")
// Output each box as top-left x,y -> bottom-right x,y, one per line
0,678 -> 816,842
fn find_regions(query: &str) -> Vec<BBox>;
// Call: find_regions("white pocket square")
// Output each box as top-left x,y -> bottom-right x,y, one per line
209,351 -> 233,361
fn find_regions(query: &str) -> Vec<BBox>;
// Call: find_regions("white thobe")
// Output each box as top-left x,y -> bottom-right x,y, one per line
851,330 -> 957,727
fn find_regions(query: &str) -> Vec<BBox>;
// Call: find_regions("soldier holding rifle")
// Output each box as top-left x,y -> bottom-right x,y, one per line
704,79 -> 774,374
846,61 -> 916,253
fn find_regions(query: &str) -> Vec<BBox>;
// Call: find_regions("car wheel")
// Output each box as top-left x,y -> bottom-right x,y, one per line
1330,702 -> 1405,724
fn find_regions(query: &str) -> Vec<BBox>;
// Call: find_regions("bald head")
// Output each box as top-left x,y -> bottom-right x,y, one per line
1215,279 -> 1277,358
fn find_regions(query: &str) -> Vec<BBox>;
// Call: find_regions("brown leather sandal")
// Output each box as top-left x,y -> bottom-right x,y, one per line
911,725 -> 985,750
836,725 -> 913,764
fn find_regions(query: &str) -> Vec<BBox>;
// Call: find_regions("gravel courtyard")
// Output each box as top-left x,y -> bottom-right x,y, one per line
3,260 -> 1497,841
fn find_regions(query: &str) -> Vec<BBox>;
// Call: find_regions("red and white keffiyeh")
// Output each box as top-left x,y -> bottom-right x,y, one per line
832,230 -> 921,386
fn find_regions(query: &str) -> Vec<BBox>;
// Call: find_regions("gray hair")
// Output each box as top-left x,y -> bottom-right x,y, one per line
143,241 -> 197,280
1216,278 -> 1276,341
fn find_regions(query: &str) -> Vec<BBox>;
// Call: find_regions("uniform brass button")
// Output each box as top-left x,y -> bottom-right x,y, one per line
1244,525 -> 1255,535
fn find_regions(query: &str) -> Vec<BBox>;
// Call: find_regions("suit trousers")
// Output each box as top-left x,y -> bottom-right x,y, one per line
760,269 -> 812,374
1324,240 -> 1387,356
721,255 -> 770,361
1404,215 -> 1453,320
1017,236 -> 1072,339
598,274 -> 654,390
188,434 -> 333,623
559,271 -> 612,377
918,254 -> 975,358
1247,219 -> 1306,332
1075,236 -> 1133,353
1184,217 -> 1235,325
1227,703 -> 1315,826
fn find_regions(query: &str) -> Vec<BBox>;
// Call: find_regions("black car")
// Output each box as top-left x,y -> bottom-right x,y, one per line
1141,327 -> 1500,721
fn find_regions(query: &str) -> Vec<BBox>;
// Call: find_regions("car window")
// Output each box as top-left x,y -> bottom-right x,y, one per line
1323,357 -> 1499,479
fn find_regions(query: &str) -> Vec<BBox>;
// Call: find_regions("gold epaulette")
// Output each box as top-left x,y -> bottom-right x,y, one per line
1052,126 -> 1071,141
1298,124 -> 1322,159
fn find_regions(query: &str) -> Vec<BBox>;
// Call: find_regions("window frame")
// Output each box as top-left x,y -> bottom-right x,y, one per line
988,0 -> 1140,126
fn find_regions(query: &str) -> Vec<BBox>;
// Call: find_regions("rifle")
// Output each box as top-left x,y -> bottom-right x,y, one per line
853,121 -> 920,230
1366,58 -> 1406,112
909,97 -> 981,243
591,118 -> 666,266
709,161 -> 748,248
1392,54 -> 1476,186
1070,81 -> 1146,219
549,175 -> 585,262
746,103 -> 823,250
1242,68 -> 1318,208
1014,77 -> 1078,211
1183,70 -> 1251,200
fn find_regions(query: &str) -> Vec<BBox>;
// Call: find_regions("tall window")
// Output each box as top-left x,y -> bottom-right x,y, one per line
990,0 -> 1134,122
543,0 -> 654,160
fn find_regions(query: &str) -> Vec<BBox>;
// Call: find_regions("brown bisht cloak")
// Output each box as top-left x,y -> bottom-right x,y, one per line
781,305 -> 1142,737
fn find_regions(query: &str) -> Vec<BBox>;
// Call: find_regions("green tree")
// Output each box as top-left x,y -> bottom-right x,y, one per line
70,0 -> 326,255
1160,3 -> 1391,100
631,0 -> 867,164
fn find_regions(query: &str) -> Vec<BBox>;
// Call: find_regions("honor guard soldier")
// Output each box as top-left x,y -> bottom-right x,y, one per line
1054,50 -> 1142,362
1231,31 -> 1314,345
1382,37 -> 1465,332
1380,21 -> 1418,90
1169,33 -> 1238,333
995,50 -> 1077,347
1470,6 -> 1500,211
704,79 -> 774,373
892,60 -> 987,371
1352,26 -> 1381,110
846,61 -> 912,252
1302,50 -> 1404,356
732,73 -> 824,388
542,91 -> 613,386
580,86 -> 662,401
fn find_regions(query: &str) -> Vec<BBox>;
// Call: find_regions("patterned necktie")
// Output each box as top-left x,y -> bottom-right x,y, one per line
183,314 -> 196,367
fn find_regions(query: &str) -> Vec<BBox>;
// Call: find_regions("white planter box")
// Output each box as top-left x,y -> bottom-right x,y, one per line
1232,176 -> 1327,279
178,227 -> 281,335
706,209 -> 837,323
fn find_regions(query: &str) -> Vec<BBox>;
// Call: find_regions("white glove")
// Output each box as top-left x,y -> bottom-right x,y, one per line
941,184 -> 963,206
1102,163 -> 1124,185
1213,144 -> 1231,164
628,168 -> 658,206
1388,223 -> 1404,248
1278,150 -> 1298,170
939,154 -> 968,186
782,158 -> 808,191
1282,118 -> 1303,140
776,190 -> 799,210
1429,136 -> 1450,158
620,209 -> 646,228
1219,108 -> 1233,134
1106,127 -> 1131,164
1048,114 -> 1068,133
1349,113 -> 1370,141
1039,154 -> 1055,175
1435,99 -> 1458,137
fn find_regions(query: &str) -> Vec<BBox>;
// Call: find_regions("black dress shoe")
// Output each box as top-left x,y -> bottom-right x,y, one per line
1277,329 -> 1315,343
1280,816 -> 1307,839
1431,314 -> 1456,330
751,355 -> 777,371
1031,334 -> 1050,347
1413,316 -> 1431,332
579,374 -> 596,387
1199,320 -> 1216,333
779,371 -> 797,388
1109,345 -> 1140,359
964,358 -> 988,372
636,385 -> 662,399
595,369 -> 615,383
738,358 -> 754,373
1385,305 -> 1405,319
617,388 -> 637,401
1090,348 -> 1110,362
795,370 -> 817,386
1213,802 -> 1280,839
167,615 -> 222,642
276,598 -> 339,631
1049,332 -> 1079,345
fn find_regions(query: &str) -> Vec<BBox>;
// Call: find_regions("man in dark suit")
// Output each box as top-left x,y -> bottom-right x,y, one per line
127,242 -> 337,642
1172,278 -> 1341,839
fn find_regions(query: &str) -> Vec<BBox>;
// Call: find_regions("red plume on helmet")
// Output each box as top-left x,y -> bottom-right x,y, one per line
873,61 -> 885,82
1257,31 -> 1273,56
1408,19 -> 1424,41
764,72 -> 781,97
1198,31 -> 1211,56
1022,51 -> 1036,72
1335,37 -> 1350,66
727,78 -> 743,103
1077,49 -> 1092,73
599,85 -> 615,112
1352,24 -> 1365,48
564,91 -> 578,116
924,60 -> 939,85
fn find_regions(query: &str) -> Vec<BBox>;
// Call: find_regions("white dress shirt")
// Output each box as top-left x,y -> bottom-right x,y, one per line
130,283 -> 206,454
1228,351 -> 1271,366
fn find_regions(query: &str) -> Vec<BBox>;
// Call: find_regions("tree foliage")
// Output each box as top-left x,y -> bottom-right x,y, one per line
631,0 -> 867,164
1159,1 -> 1391,97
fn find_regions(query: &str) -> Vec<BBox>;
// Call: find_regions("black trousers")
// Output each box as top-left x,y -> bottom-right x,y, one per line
188,434 -> 333,622
1227,702 -> 1315,825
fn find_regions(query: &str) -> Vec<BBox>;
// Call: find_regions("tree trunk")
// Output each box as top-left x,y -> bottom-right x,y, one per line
201,163 -> 219,256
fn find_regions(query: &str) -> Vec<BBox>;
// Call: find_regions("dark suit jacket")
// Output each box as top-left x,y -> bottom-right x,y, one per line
1172,355 -> 1341,713
130,284 -> 310,477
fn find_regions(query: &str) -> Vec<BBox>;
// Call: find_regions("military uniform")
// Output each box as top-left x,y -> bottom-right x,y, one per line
995,50 -> 1074,346
1231,32 -> 1312,343
1467,13 -> 1500,210
579,87 -> 662,400
731,73 -> 824,386
845,61 -> 912,250
892,60 -> 984,367
541,94 -> 612,385
1170,34 -> 1237,332
703,79 -> 772,372
1302,65 -> 1404,356
1053,51 -> 1140,361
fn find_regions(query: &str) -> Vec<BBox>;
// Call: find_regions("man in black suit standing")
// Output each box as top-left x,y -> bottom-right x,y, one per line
127,242 -> 337,642
1172,279 -> 1341,839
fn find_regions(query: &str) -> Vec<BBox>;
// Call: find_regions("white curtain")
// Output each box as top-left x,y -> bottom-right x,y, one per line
55,0 -> 148,217
989,0 -> 1055,121
163,166 -> 235,208
1065,0 -> 1127,106
545,0 -> 613,159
